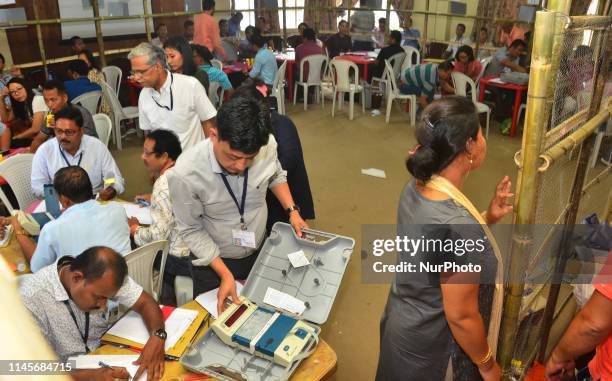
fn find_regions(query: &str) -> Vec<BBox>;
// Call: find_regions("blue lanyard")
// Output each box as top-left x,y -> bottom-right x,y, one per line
219,169 -> 249,230
59,141 -> 83,168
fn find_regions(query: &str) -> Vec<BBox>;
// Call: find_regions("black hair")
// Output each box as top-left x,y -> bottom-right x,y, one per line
298,22 -> 308,29
146,129 -> 182,161
69,246 -> 128,289
219,19 -> 227,26
202,0 -> 215,11
303,28 -> 316,41
216,95 -> 271,154
192,44 -> 214,63
251,34 -> 267,48
379,17 -> 386,23
0,53 -> 4,64
480,27 -> 488,34
232,77 -> 267,99
389,30 -> 402,45
156,23 -> 167,31
6,77 -> 35,121
457,23 -> 466,31
438,61 -> 454,71
67,59 -> 89,76
184,20 -> 194,28
406,96 -> 480,182
70,36 -> 83,46
509,39 -> 527,49
54,105 -> 84,128
338,20 -> 348,27
53,166 -> 94,203
164,36 -> 197,76
78,49 -> 100,71
42,79 -> 67,95
232,12 -> 243,19
455,45 -> 475,62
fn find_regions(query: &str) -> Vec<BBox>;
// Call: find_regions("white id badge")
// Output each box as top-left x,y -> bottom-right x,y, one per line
232,229 -> 257,248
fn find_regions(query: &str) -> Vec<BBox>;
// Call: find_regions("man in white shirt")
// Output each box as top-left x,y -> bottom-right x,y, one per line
128,42 -> 217,150
443,23 -> 472,59
31,105 -> 124,200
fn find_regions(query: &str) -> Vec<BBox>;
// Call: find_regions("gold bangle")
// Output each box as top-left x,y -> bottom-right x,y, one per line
15,229 -> 29,237
476,349 -> 492,365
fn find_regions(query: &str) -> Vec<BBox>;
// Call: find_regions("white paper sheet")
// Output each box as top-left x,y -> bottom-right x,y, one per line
106,308 -> 198,351
489,77 -> 507,84
32,200 -> 47,213
68,354 -> 146,380
121,203 -> 153,225
361,168 -> 387,178
195,281 -> 244,319
287,250 -> 310,268
263,287 -> 306,315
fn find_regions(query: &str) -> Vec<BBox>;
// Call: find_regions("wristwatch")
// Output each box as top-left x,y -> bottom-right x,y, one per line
286,205 -> 301,215
151,328 -> 167,340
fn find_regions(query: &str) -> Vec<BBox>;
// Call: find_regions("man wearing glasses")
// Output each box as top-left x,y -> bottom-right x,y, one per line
128,43 -> 217,150
31,105 -> 124,201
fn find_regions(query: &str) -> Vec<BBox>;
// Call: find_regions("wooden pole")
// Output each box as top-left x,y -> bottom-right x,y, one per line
143,0 -> 152,42
32,0 -> 48,79
92,0 -> 107,67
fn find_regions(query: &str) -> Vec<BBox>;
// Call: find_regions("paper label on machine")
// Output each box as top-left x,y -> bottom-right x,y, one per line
232,229 -> 257,248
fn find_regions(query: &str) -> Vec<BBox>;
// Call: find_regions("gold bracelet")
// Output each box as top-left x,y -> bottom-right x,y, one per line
476,349 -> 493,365
15,229 -> 29,237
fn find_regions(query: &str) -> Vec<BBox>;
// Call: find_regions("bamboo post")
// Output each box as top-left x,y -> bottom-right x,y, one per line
496,5 -> 565,377
423,0 -> 429,55
32,0 -> 48,79
282,0 -> 287,50
385,0 -> 391,35
143,0 -> 152,42
92,0 -> 107,67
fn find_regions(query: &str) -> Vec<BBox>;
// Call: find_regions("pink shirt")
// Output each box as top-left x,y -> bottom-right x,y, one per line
454,60 -> 482,81
295,40 -> 325,82
193,13 -> 225,59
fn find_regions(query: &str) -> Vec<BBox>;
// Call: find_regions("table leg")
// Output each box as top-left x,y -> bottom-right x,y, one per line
287,62 -> 294,102
479,82 -> 486,102
510,89 -> 523,137
363,64 -> 369,82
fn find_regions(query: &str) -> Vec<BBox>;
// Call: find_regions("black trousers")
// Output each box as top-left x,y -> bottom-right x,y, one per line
157,250 -> 260,305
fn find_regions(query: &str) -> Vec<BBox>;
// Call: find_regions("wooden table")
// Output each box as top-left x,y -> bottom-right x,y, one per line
478,76 -> 528,137
95,301 -> 337,381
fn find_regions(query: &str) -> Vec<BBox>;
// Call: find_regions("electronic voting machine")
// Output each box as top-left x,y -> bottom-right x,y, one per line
180,223 -> 355,381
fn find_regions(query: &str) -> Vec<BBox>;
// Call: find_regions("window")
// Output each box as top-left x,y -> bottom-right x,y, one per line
337,0 -> 400,35
278,0 -> 305,30
235,0 -> 256,30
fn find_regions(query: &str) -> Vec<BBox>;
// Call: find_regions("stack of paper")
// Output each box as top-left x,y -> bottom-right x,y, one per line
106,308 -> 198,351
195,281 -> 244,319
68,355 -> 146,380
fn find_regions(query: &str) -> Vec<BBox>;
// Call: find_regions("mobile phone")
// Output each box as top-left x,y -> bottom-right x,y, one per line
43,184 -> 61,217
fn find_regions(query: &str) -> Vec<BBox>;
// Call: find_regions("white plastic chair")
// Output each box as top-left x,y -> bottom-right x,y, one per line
100,80 -> 139,150
211,59 -> 223,69
92,113 -> 112,147
401,46 -> 421,75
330,59 -> 365,121
207,81 -> 225,109
125,240 -> 169,302
102,65 -> 122,99
383,60 -> 416,125
293,54 -> 328,111
0,154 -> 35,213
71,90 -> 102,115
476,56 -> 493,94
270,60 -> 287,115
452,71 -> 491,138
371,52 -> 405,93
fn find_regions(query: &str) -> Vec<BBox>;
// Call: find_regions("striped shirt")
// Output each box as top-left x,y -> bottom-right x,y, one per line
404,64 -> 439,100
199,64 -> 233,90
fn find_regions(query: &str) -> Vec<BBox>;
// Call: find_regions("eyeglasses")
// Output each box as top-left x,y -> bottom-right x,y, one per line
142,149 -> 156,156
8,87 -> 25,95
130,64 -> 156,77
55,128 -> 79,137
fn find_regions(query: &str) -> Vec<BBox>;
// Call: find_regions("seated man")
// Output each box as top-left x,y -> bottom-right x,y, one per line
484,39 -> 528,77
249,34 -> 278,86
192,44 -> 234,91
442,23 -> 472,59
295,28 -> 325,83
64,60 -> 101,102
31,105 -> 125,200
19,246 -> 166,381
401,61 -> 454,108
167,95 -> 307,313
129,129 -> 190,301
1,166 -> 130,271
30,80 -> 98,153
372,30 -> 405,80
325,20 -> 352,59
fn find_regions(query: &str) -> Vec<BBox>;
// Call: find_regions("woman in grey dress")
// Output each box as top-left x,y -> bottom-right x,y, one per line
376,96 -> 513,381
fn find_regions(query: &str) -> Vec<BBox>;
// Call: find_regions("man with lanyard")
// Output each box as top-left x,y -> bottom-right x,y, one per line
167,95 -> 307,314
30,80 -> 98,154
19,246 -> 166,380
31,105 -> 124,200
128,42 -> 217,149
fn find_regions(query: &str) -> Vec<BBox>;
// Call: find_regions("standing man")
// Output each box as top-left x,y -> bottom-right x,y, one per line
31,106 -> 124,200
350,0 -> 375,51
129,42 -> 217,149
30,80 -> 98,153
443,23 -> 471,59
325,20 -> 352,59
184,20 -> 195,41
227,12 -> 243,37
194,0 -> 226,61
167,95 -> 307,314
19,246 -> 166,380
70,36 -> 86,55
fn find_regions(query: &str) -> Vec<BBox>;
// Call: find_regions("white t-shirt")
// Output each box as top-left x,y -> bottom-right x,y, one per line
32,95 -> 48,114
138,71 -> 217,151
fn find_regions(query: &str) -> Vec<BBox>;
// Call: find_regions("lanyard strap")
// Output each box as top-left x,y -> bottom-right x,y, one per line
152,73 -> 173,111
63,300 -> 90,353
219,169 -> 249,229
59,141 -> 83,168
